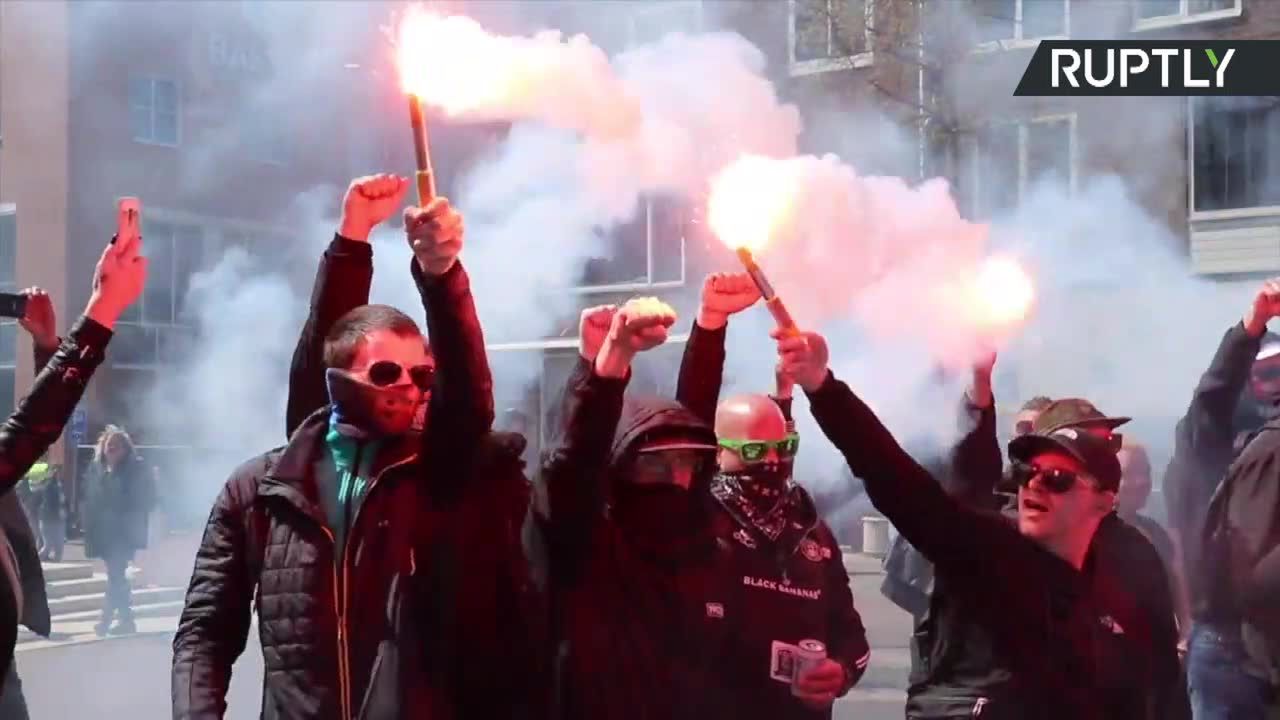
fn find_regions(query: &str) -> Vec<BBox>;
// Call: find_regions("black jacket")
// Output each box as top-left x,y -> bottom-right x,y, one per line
172,249 -> 541,719
807,371 -> 1170,720
1166,322 -> 1265,612
881,393 -> 1186,720
673,321 -> 871,718
1199,416 -> 1280,679
538,359 -> 732,720
882,398 -> 1006,621
0,318 -> 113,675
83,452 -> 155,559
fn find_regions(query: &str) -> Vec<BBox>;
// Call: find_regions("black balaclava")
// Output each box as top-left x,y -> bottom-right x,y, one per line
612,449 -> 711,557
325,368 -> 419,438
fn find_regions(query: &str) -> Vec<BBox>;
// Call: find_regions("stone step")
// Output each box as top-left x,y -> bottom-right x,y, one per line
40,562 -> 95,584
46,585 -> 187,617
17,602 -> 184,646
45,568 -> 140,600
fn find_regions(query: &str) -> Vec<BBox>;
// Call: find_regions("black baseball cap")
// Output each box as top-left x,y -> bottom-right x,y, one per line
1008,427 -> 1123,492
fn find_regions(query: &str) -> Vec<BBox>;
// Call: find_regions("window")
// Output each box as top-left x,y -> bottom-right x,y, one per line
962,115 -> 1075,220
1191,97 -> 1280,217
577,197 -> 687,291
790,0 -> 872,75
971,0 -> 1068,46
129,76 -> 180,146
114,219 -> 202,367
1134,0 -> 1240,28
628,1 -> 702,47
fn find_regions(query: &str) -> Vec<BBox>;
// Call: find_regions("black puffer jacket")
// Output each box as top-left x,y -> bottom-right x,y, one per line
172,409 -> 540,720
173,247 -> 545,719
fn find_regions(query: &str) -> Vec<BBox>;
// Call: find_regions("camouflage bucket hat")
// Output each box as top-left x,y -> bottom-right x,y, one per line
1033,397 -> 1131,435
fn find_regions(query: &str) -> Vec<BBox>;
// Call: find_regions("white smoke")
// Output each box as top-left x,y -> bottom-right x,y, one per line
142,247 -> 306,519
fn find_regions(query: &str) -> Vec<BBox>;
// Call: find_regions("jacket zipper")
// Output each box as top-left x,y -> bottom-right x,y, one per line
321,525 -> 351,720
332,453 -> 417,719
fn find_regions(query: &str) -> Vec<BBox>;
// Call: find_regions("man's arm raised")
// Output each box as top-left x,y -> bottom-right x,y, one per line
286,175 -> 407,436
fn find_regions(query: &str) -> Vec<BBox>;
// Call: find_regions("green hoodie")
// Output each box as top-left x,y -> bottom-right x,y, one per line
314,416 -> 383,561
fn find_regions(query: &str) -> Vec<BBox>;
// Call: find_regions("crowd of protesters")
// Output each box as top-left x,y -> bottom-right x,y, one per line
0,172 -> 1274,720
162,173 -> 1280,720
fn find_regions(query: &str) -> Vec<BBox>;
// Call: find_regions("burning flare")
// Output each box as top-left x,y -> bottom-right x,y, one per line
396,6 -> 516,113
707,155 -> 799,253
971,255 -> 1035,329
393,4 -> 639,137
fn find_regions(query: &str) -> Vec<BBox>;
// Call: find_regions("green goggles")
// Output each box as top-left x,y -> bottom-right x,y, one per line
717,433 -> 800,462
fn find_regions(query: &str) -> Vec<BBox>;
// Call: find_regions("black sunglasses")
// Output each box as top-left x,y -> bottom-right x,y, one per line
367,361 -> 435,392
1009,461 -> 1089,494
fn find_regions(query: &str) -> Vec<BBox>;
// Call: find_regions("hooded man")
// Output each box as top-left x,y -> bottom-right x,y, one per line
1164,278 -> 1280,720
781,327 -> 1177,720
537,297 -> 735,720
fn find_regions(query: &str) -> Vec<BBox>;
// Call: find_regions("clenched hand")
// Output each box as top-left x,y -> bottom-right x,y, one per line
405,197 -> 464,276
339,174 -> 409,243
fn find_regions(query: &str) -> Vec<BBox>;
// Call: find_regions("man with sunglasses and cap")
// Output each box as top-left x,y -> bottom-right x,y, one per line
174,175 -> 543,719
993,394 -> 1188,719
778,326 -> 1177,720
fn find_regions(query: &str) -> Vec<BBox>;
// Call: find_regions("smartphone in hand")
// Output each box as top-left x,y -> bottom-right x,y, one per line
0,293 -> 27,319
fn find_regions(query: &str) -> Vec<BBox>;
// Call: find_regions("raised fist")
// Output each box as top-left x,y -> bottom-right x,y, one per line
969,349 -> 997,408
698,272 -> 761,330
1245,278 -> 1280,337
85,230 -> 148,329
772,328 -> 830,394
18,287 -> 57,350
579,304 -> 617,362
608,297 -> 677,354
339,174 -> 409,242
405,197 -> 463,276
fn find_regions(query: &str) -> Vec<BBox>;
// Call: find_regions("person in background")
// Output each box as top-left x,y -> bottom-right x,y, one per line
1165,279 -> 1280,720
0,235 -> 148,712
83,425 -> 155,637
1117,441 -> 1191,641
1014,396 -> 1054,437
29,462 -> 66,563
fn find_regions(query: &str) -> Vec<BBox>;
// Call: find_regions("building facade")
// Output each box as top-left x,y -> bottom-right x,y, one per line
752,0 -> 1280,506
1,0 -> 373,521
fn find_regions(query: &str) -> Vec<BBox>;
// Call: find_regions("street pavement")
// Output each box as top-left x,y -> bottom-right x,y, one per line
14,552 -> 912,719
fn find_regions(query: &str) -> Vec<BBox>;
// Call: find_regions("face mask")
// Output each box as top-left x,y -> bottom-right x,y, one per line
325,368 -> 419,438
612,483 -> 702,550
722,462 -> 791,503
